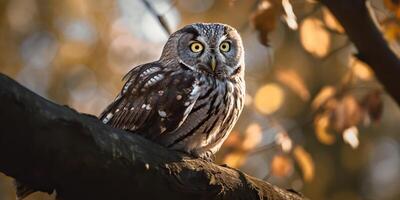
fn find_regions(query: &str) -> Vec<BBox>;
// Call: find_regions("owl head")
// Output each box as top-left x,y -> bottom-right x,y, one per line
160,23 -> 245,79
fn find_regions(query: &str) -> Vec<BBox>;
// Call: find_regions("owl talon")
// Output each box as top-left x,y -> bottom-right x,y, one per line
191,150 -> 215,162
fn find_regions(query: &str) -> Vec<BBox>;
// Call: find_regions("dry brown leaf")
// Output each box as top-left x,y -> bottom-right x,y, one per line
251,0 -> 281,46
300,18 -> 331,57
293,146 -> 314,182
349,57 -> 374,80
314,113 -> 336,145
332,95 -> 363,132
361,90 -> 383,123
276,69 -> 310,101
271,154 -> 293,177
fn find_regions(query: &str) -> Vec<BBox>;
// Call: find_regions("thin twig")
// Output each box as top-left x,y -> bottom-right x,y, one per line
142,0 -> 172,35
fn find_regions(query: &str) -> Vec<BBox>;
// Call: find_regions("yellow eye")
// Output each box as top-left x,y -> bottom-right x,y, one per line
190,42 -> 203,53
220,41 -> 230,52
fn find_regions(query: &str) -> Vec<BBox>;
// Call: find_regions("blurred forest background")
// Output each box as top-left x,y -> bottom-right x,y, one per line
0,0 -> 400,199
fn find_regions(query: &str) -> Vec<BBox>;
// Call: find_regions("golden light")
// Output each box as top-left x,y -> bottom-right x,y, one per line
314,113 -> 336,145
300,18 -> 331,57
343,126 -> 359,149
276,69 -> 310,101
275,132 -> 293,153
271,155 -> 293,177
223,152 -> 245,168
350,57 -> 374,80
294,146 -> 315,182
242,123 -> 263,150
322,8 -> 344,33
244,93 -> 253,106
312,86 -> 336,110
254,83 -> 285,115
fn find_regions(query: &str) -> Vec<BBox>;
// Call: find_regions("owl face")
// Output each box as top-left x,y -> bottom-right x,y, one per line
161,23 -> 244,79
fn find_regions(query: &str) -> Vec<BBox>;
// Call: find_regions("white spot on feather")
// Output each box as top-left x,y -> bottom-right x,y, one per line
144,74 -> 164,88
140,67 -> 159,77
158,110 -> 167,117
102,113 -> 113,124
146,104 -> 152,110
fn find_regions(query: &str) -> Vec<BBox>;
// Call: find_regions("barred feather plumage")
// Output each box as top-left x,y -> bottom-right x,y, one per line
100,23 -> 245,159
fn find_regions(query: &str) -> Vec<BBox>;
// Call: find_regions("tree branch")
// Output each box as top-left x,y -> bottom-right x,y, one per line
320,0 -> 400,105
0,73 -> 304,200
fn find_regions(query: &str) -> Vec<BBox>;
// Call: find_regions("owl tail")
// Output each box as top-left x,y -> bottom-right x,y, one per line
14,180 -> 36,200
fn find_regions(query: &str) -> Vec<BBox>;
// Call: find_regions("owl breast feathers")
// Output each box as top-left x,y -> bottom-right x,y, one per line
100,23 -> 245,159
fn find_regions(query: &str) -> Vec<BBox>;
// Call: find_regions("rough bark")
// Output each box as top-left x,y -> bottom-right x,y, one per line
321,0 -> 400,105
0,73 -> 304,200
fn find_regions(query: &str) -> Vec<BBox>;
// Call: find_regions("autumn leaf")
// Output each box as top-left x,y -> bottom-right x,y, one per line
312,86 -> 336,110
331,95 -> 363,132
252,0 -> 280,46
300,18 -> 331,57
314,113 -> 336,145
223,151 -> 246,168
271,154 -> 293,177
322,8 -> 344,33
293,146 -> 314,182
384,0 -> 400,18
276,68 -> 310,101
349,56 -> 374,80
361,89 -> 383,123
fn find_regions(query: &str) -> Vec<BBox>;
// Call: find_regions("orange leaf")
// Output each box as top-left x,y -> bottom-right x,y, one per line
314,113 -> 336,145
223,152 -> 245,168
300,18 -> 331,57
276,69 -> 310,101
293,146 -> 315,182
271,154 -> 293,177
312,86 -> 336,110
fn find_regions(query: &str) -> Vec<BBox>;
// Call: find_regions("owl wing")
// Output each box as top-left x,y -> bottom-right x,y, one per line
99,62 -> 200,139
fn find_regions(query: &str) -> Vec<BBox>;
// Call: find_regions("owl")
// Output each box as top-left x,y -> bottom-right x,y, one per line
100,23 -> 245,160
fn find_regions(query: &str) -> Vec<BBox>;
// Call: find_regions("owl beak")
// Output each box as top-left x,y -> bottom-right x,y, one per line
210,56 -> 217,71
